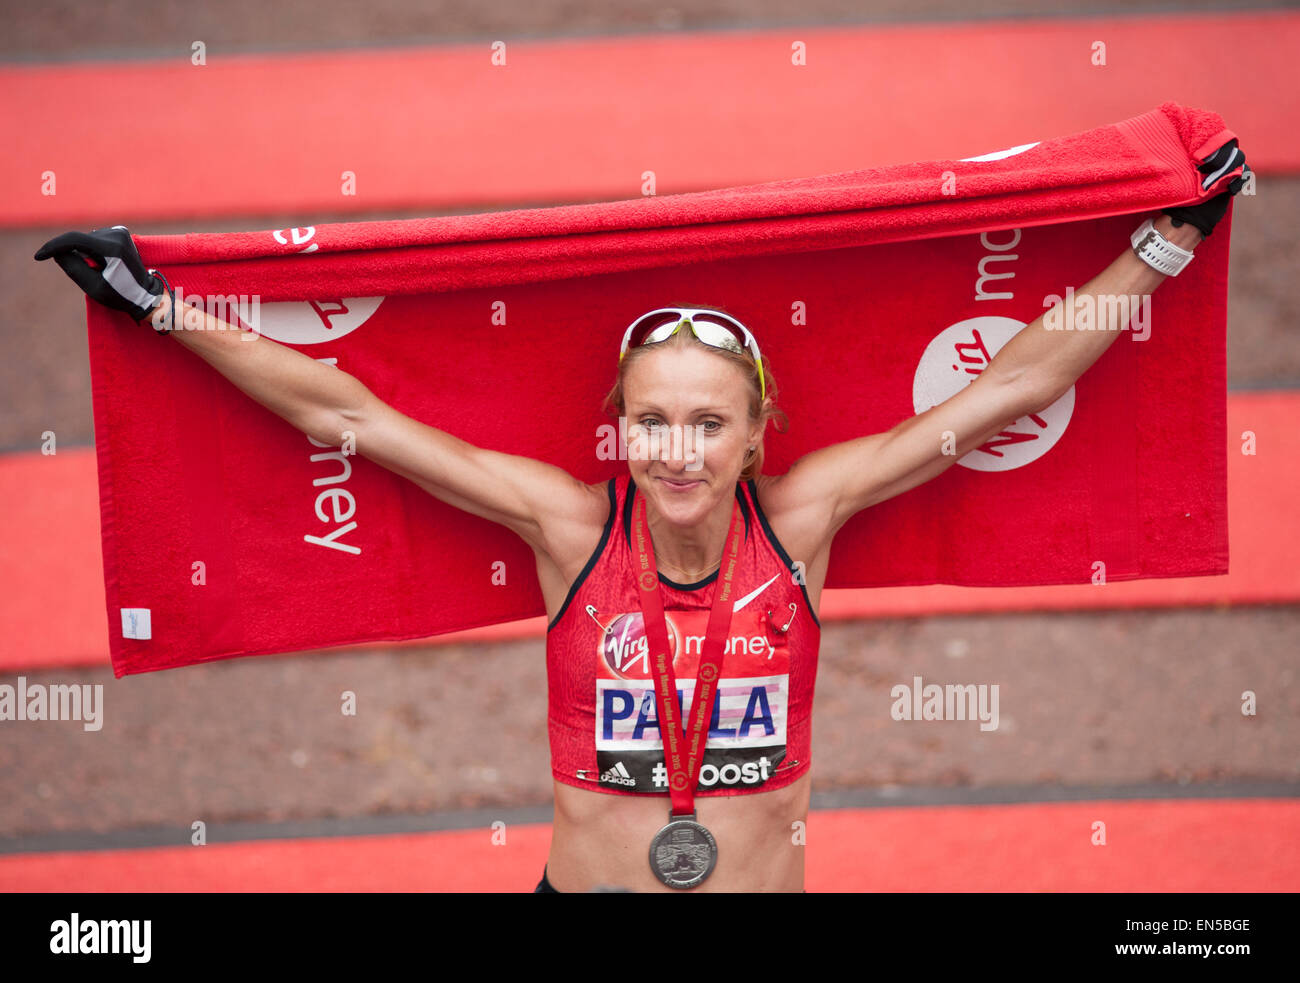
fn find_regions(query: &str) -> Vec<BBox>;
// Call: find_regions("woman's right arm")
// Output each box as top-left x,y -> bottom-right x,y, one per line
156,292 -> 601,555
154,292 -> 367,445
36,226 -> 603,558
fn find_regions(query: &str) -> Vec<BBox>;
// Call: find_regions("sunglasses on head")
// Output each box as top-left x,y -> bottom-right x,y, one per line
618,308 -> 766,402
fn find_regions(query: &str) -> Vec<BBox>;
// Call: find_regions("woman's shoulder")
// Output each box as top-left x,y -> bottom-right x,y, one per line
539,476 -> 617,568
747,470 -> 834,570
748,472 -> 786,517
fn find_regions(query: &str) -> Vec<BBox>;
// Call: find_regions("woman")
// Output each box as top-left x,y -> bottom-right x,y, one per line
35,160 -> 1245,892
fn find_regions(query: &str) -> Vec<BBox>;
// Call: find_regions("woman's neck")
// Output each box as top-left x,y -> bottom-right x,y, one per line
643,484 -> 735,580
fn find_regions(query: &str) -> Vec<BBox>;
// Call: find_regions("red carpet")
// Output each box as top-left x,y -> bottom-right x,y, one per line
1,799 -> 1293,892
1,11 -> 1295,226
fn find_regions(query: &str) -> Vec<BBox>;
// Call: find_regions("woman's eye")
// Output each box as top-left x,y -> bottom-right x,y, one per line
639,418 -> 721,432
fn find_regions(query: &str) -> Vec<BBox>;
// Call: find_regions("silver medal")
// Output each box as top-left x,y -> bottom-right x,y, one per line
649,814 -> 718,889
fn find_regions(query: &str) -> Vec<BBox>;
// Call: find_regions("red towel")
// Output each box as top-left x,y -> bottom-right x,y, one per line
89,101 -> 1241,676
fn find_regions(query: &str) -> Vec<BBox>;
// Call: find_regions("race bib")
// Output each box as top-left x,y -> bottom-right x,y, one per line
594,609 -> 789,792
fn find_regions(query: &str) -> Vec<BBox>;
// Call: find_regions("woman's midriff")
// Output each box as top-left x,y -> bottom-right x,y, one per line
546,770 -> 812,892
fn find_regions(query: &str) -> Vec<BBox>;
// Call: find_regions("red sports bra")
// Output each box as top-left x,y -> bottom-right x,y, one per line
546,473 -> 821,797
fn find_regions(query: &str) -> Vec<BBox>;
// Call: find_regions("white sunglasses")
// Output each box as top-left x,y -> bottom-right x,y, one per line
618,308 -> 766,401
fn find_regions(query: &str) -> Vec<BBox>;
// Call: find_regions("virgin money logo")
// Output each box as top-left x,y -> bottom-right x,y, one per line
239,298 -> 385,345
601,612 -> 679,679
913,316 -> 1074,472
273,226 -> 320,253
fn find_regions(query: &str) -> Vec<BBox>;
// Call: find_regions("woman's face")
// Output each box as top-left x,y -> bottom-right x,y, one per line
622,344 -> 761,526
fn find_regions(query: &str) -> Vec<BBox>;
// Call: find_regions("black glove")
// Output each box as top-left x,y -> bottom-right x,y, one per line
1162,139 -> 1250,238
34,225 -> 167,324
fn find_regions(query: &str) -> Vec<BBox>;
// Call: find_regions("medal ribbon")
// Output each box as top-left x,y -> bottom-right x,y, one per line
631,487 -> 745,818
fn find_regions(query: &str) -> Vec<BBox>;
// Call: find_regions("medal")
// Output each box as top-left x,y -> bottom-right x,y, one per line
649,813 -> 718,889
631,486 -> 745,890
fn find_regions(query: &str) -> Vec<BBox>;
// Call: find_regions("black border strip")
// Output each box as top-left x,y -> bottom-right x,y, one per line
658,569 -> 719,591
622,474 -> 635,543
546,478 -> 616,632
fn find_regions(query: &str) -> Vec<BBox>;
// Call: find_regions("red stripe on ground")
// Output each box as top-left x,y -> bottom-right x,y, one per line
0,799 -> 1294,891
1,391 -> 1294,672
1,12 -> 1296,227
805,799 -> 1300,892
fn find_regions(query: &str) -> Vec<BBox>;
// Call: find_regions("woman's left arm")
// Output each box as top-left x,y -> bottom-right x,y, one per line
982,213 -> 1202,412
764,215 -> 1206,544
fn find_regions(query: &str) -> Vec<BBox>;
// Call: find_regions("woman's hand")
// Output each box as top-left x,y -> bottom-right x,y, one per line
1162,138 -> 1251,239
34,225 -> 168,325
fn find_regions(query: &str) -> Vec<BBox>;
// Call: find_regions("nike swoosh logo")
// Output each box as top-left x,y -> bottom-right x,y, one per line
732,573 -> 780,613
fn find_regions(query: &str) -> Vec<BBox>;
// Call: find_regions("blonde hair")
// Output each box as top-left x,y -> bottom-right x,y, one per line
601,305 -> 789,482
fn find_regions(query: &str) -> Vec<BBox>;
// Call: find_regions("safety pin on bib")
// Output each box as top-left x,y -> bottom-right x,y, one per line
585,604 -> 615,635
767,602 -> 797,633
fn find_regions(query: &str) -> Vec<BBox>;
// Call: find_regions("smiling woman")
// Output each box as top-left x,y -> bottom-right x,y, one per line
600,306 -> 787,584
541,305 -> 823,891
602,302 -> 789,487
